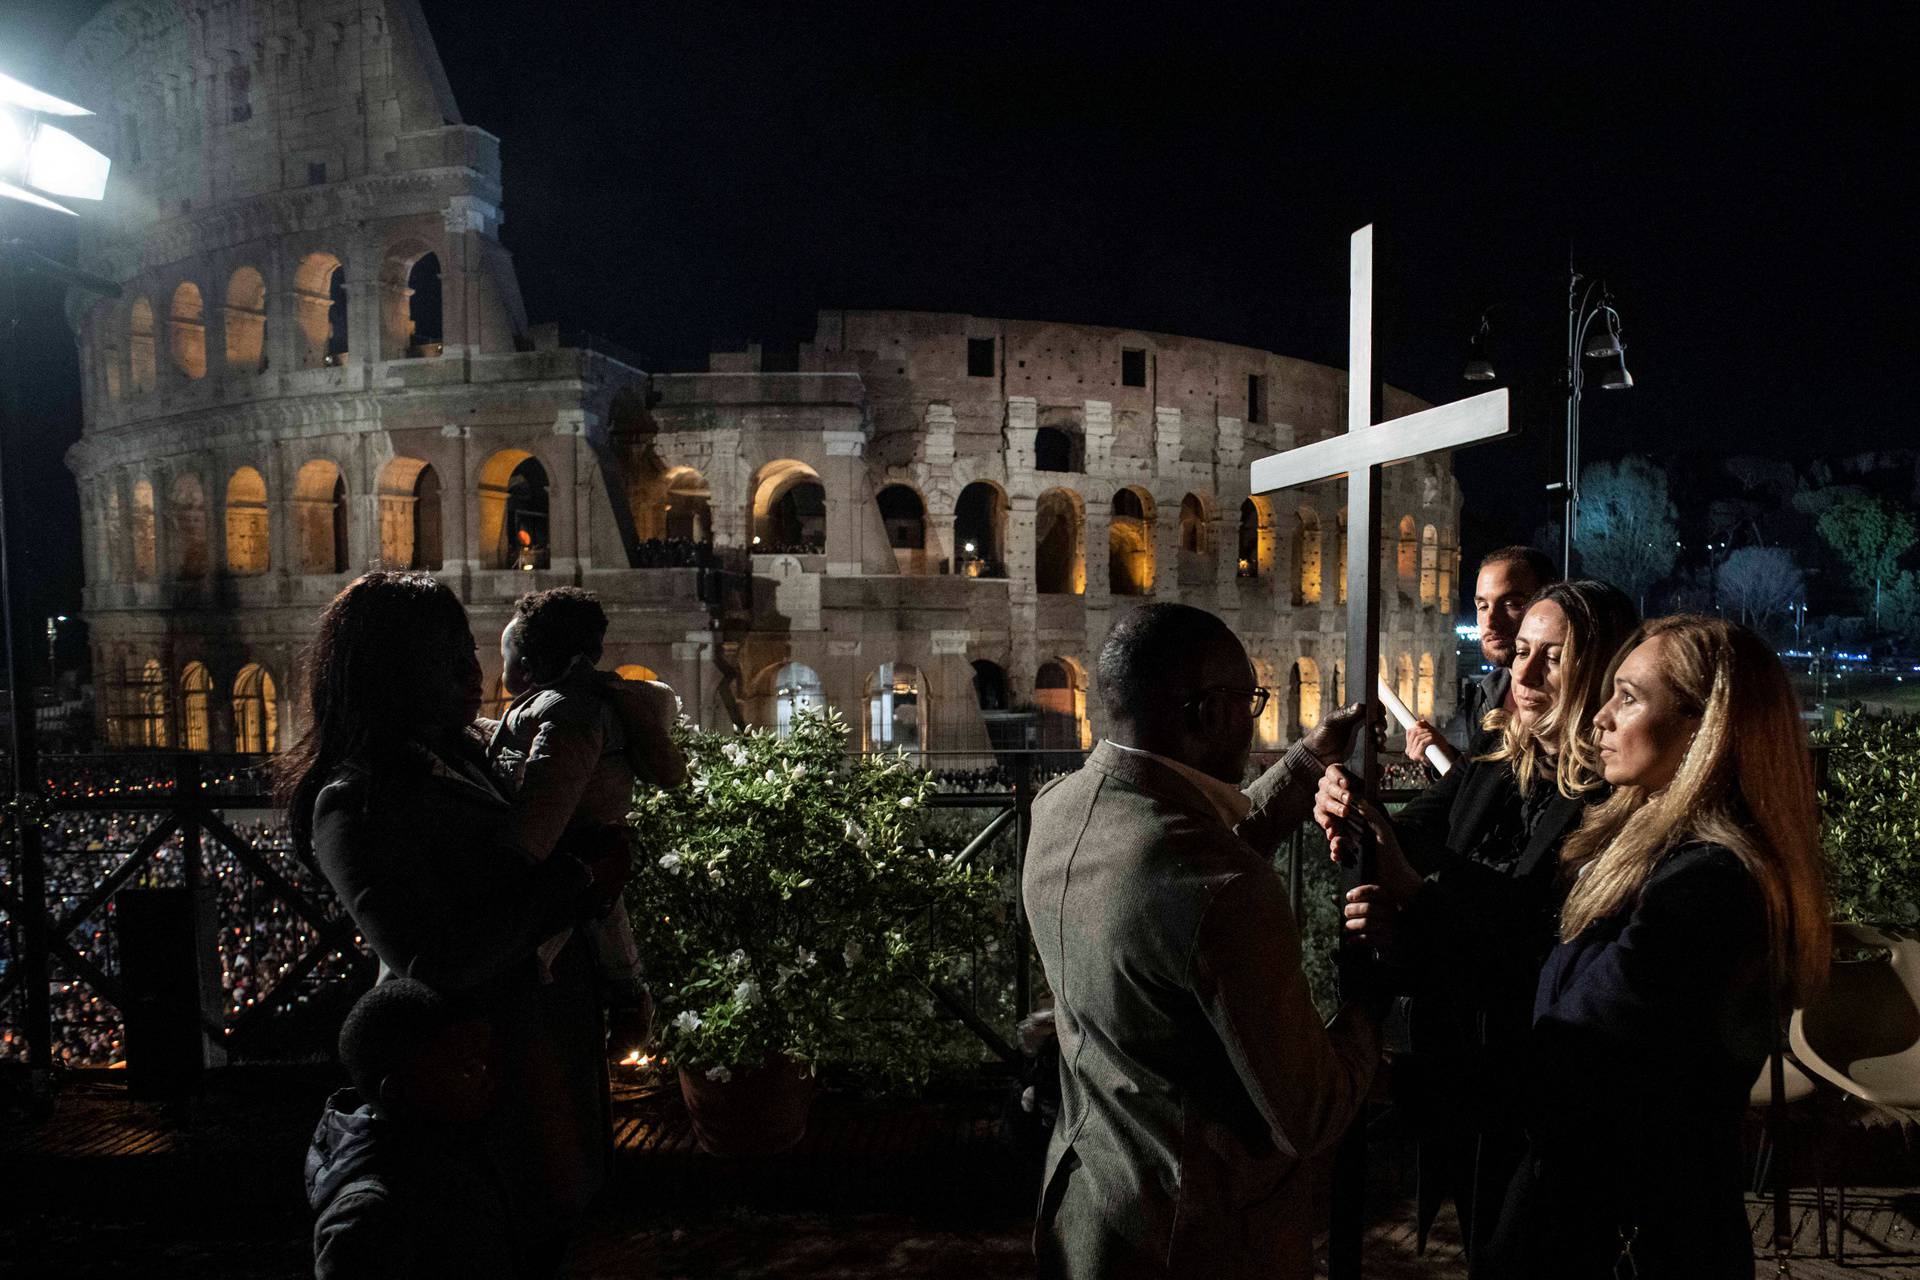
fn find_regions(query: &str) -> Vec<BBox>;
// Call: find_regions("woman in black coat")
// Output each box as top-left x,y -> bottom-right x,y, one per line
280,572 -> 628,1276
1482,615 -> 1831,1278
1315,579 -> 1638,1269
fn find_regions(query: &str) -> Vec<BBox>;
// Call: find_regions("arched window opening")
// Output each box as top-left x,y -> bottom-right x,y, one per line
135,658 -> 170,748
664,468 -> 712,544
972,660 -> 1011,711
131,479 -> 157,581
293,252 -> 347,368
1254,658 -> 1283,748
876,484 -> 930,574
1336,509 -> 1349,605
407,252 -> 442,356
1417,653 -> 1436,719
954,481 -> 1007,578
129,297 -> 157,393
168,282 -> 206,379
293,460 -> 349,574
1178,493 -> 1212,587
1109,487 -> 1155,597
1034,426 -> 1081,473
772,662 -> 825,736
504,460 -> 549,570
413,465 -> 443,570
1034,658 -> 1089,751
1397,652 -> 1416,714
1420,524 -> 1439,608
224,266 -> 268,372
180,661 -> 212,751
1397,515 -> 1418,600
1291,507 -> 1321,606
751,460 -> 826,555
225,466 -> 270,575
1034,489 -> 1084,595
233,663 -> 279,753
1238,497 -> 1273,579
168,473 -> 208,580
1291,658 -> 1321,736
376,457 -> 442,570
1438,539 -> 1457,613
615,663 -> 660,682
865,663 -> 924,754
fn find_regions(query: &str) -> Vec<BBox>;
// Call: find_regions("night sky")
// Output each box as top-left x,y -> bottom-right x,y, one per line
0,1 -> 1907,664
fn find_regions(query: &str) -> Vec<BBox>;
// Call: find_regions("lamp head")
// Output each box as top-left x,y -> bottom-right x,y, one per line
1584,304 -> 1626,358
1597,356 -> 1634,391
1463,358 -> 1496,382
1462,311 -> 1496,382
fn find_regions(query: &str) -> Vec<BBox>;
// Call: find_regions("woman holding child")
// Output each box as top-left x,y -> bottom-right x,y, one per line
282,573 -> 636,1276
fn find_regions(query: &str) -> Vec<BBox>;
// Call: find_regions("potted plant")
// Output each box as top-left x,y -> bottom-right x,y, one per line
626,708 -> 1002,1154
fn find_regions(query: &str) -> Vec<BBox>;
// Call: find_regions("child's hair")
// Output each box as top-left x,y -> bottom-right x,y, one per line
337,978 -> 465,1104
512,587 -> 609,674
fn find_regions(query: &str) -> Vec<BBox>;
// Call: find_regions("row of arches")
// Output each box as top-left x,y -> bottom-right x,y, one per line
107,659 -> 280,753
1272,652 -> 1438,741
104,246 -> 444,399
96,452 -> 549,582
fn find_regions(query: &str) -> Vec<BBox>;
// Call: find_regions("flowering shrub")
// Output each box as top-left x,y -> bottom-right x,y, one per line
627,708 -> 1003,1086
1816,711 -> 1920,926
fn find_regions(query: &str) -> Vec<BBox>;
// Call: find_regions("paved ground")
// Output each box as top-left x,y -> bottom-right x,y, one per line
3,1066 -> 1917,1278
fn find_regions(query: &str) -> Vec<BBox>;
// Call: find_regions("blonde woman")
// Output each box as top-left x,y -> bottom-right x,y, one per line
1314,579 -> 1637,1271
1484,616 -> 1831,1279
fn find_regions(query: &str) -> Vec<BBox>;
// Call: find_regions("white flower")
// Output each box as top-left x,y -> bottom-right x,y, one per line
658,850 -> 684,873
898,795 -> 916,809
842,940 -> 863,967
732,979 -> 761,1007
690,774 -> 709,793
795,945 -> 817,969
843,818 -> 871,851
705,1065 -> 732,1083
673,1010 -> 702,1033
726,949 -> 749,971
790,763 -> 808,780
723,741 -> 749,766
764,768 -> 781,784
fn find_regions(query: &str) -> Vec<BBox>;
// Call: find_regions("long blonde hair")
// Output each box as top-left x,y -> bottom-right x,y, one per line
1480,579 -> 1639,798
1558,615 -> 1831,1004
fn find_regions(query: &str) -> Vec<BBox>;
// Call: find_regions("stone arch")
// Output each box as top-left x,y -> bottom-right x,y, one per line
954,480 -> 1007,577
131,478 -> 157,581
224,466 -> 270,575
1290,657 -> 1321,736
232,662 -> 279,753
377,456 -> 443,569
1291,506 -> 1321,606
663,467 -> 711,543
1397,652 -> 1416,712
864,662 -> 925,753
1109,486 -> 1155,597
1253,657 -> 1283,748
378,238 -> 443,359
223,266 -> 268,372
755,660 -> 826,735
972,659 -> 1011,711
1035,425 -> 1082,473
180,661 -> 212,751
1238,496 -> 1275,579
1420,524 -> 1439,607
292,459 -> 349,574
136,657 -> 170,748
168,282 -> 206,379
129,297 -> 157,393
1178,492 -> 1213,587
293,251 -> 348,368
751,460 -> 826,553
877,483 -> 931,574
1397,514 -> 1418,599
615,663 -> 660,682
167,472 -> 208,579
1336,508 -> 1349,605
1034,488 -> 1084,595
1417,652 -> 1436,719
478,448 -> 550,570
1034,657 -> 1090,751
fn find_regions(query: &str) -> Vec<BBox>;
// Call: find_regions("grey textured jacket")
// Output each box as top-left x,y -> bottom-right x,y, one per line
1024,741 -> 1381,1279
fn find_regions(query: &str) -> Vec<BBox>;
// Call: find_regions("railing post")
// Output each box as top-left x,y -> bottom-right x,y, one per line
15,789 -> 52,1085
172,755 -> 227,1068
1288,823 -> 1305,920
1012,752 -> 1033,1021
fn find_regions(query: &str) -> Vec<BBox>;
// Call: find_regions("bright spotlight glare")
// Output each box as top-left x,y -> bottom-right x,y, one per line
0,177 -> 74,215
0,71 -> 92,117
0,108 -> 24,170
24,124 -> 110,200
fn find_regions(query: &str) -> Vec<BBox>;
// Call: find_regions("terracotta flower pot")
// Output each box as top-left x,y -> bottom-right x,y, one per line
678,1055 -> 816,1156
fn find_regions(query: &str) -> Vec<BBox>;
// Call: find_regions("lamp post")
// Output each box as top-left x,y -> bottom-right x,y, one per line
1,70 -> 113,1088
45,613 -> 67,684
1465,261 -> 1637,574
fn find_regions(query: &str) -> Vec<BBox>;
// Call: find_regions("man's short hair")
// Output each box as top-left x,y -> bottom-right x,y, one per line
512,587 -> 609,670
1097,604 -> 1240,725
337,978 -> 464,1104
1479,545 -> 1557,589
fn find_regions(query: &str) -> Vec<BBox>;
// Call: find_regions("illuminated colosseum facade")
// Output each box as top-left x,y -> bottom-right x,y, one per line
61,0 -> 1462,759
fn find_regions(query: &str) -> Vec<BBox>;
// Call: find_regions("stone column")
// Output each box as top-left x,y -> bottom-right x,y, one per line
550,409 -> 589,577
1084,400 -> 1115,471
821,429 -> 873,577
1004,396 -> 1037,473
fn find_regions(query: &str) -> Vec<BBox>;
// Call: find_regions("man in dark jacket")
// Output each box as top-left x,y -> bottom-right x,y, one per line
1024,604 -> 1384,1279
1406,545 -> 1556,767
307,979 -> 520,1279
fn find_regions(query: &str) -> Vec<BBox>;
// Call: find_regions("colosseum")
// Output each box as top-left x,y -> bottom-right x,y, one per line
59,0 -> 1462,759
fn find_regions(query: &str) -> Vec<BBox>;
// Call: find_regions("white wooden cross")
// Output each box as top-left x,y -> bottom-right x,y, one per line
1250,225 -> 1511,790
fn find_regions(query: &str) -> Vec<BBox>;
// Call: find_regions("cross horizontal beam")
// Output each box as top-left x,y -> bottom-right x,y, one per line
1249,387 -> 1510,495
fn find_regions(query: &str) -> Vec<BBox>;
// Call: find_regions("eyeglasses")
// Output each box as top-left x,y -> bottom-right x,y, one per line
1186,686 -> 1271,717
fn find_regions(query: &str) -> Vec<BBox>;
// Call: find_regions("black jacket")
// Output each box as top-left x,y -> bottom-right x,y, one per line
306,1089 -> 518,1280
1485,842 -> 1771,1279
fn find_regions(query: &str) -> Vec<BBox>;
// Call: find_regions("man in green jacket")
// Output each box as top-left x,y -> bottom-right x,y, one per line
1025,603 -> 1383,1278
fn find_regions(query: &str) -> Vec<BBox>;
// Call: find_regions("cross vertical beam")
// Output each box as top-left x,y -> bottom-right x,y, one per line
1344,226 -> 1382,796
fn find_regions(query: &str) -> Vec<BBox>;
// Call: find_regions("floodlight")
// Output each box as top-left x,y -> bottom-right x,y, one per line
0,177 -> 74,215
0,71 -> 92,117
0,73 -> 110,213
24,124 -> 109,201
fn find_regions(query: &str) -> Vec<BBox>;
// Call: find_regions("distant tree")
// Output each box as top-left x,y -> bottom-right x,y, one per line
1716,546 -> 1805,632
1812,489 -> 1916,628
1882,571 -> 1920,652
1573,458 -> 1679,612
